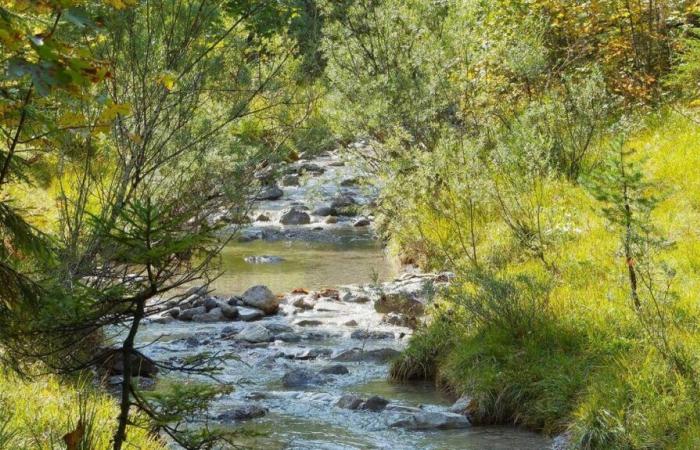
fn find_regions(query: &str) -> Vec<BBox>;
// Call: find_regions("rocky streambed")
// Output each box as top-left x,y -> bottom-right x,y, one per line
135,149 -> 552,449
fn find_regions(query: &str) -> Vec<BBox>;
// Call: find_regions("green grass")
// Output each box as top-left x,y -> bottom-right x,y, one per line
388,110 -> 700,449
0,371 -> 164,449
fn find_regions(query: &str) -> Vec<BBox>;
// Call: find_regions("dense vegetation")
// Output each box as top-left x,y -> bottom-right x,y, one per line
2,0 -> 700,448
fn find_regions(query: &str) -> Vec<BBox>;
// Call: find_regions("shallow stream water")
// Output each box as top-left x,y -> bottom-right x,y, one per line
137,151 -> 552,449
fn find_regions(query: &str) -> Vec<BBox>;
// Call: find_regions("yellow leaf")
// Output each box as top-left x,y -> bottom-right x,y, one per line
99,102 -> 131,122
157,73 -> 176,91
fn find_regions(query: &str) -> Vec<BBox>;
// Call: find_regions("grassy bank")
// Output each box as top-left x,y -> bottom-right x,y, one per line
0,371 -> 164,449
387,111 -> 700,449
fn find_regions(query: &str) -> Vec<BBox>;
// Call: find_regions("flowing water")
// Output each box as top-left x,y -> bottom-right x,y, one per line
137,150 -> 552,449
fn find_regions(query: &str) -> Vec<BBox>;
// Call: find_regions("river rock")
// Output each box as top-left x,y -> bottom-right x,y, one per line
242,285 -> 279,314
344,320 -> 358,327
280,207 -> 311,225
192,307 -> 224,323
178,306 -> 206,321
281,368 -> 326,388
390,411 -> 470,430
238,324 -> 272,343
320,364 -> 349,375
360,396 -> 389,412
281,174 -> 300,186
256,184 -> 283,200
204,297 -> 220,311
217,405 -> 267,422
295,348 -> 333,360
296,319 -> 323,327
264,323 -> 294,333
184,285 -> 208,298
274,332 -> 302,343
256,213 -> 271,222
292,296 -> 315,310
237,306 -> 265,321
341,291 -> 371,303
99,349 -> 159,378
382,312 -> 418,329
449,395 -> 477,417
374,290 -> 425,316
299,162 -> 324,174
325,216 -> 338,224
350,330 -> 394,340
336,394 -> 363,410
330,195 -> 355,209
312,205 -> 335,216
353,218 -> 371,227
220,304 -> 238,320
332,348 -> 401,363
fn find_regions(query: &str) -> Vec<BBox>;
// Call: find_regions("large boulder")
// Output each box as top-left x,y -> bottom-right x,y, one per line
390,411 -> 470,430
255,184 -> 283,200
237,324 -> 273,343
279,207 -> 311,225
242,285 -> 279,314
217,405 -> 267,422
281,368 -> 326,388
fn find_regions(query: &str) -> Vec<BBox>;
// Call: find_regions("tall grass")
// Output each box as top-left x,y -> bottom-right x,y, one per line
0,371 -> 163,450
389,111 -> 700,449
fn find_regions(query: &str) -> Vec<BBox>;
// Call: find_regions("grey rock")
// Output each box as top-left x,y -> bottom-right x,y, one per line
320,364 -> 349,375
217,405 -> 267,422
295,348 -> 332,360
256,213 -> 271,222
204,297 -> 220,312
296,319 -> 323,327
292,296 -> 315,310
178,306 -> 206,321
344,320 -> 358,327
312,206 -> 335,216
299,163 -> 324,174
281,174 -> 300,186
281,368 -> 326,388
360,396 -> 389,412
374,290 -> 425,316
353,218 -> 371,227
255,184 -> 283,200
382,312 -> 418,329
238,324 -> 273,343
274,332 -> 302,343
332,348 -> 401,363
390,411 -> 469,430
280,207 -> 311,225
242,285 -> 279,314
330,195 -> 355,209
336,394 -> 363,410
264,323 -> 294,333
192,307 -> 224,323
237,306 -> 265,321
350,329 -> 394,340
220,304 -> 238,320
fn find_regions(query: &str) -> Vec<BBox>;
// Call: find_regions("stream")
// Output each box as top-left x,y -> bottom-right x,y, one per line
136,149 -> 552,449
